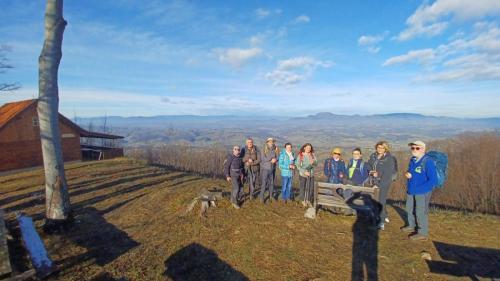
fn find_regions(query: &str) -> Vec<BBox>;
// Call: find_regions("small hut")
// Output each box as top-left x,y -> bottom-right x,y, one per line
0,99 -> 124,173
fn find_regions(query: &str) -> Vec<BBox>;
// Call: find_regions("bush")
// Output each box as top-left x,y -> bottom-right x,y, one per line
128,132 -> 500,214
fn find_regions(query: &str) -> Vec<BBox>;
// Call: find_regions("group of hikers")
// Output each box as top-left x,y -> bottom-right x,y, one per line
224,137 -> 439,241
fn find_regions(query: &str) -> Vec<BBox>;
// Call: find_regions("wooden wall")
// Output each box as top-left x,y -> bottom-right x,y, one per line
0,104 -> 82,172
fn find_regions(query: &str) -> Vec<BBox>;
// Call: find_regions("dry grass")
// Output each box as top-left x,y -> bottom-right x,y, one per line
1,158 -> 499,281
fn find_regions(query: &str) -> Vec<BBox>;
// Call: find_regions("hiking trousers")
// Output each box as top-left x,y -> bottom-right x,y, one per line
246,167 -> 259,198
230,174 -> 243,205
377,183 -> 391,221
405,191 -> 432,235
298,176 -> 314,203
260,169 -> 274,201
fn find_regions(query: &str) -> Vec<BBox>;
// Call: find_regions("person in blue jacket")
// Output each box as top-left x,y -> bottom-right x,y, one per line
401,140 -> 438,241
278,142 -> 296,203
324,147 -> 347,184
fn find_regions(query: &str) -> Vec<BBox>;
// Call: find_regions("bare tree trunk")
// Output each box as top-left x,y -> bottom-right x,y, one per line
38,0 -> 71,222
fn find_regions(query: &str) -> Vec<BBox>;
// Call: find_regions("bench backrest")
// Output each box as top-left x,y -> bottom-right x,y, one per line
314,182 -> 380,209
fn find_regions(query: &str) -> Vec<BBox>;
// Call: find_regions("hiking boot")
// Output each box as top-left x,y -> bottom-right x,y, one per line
232,203 -> 240,209
377,222 -> 385,230
400,226 -> 415,233
409,233 -> 428,241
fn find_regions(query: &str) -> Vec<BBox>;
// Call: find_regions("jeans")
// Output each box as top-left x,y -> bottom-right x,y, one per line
281,176 -> 292,201
405,191 -> 432,235
260,169 -> 274,201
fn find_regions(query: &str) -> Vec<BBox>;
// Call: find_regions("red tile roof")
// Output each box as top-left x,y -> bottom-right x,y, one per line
0,99 -> 37,131
0,99 -> 123,139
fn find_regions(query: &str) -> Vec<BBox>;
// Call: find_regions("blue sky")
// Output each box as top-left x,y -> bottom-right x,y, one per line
0,0 -> 499,117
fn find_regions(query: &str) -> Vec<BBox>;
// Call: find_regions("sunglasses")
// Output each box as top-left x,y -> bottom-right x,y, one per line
410,146 -> 421,151
333,153 -> 340,155
233,148 -> 240,151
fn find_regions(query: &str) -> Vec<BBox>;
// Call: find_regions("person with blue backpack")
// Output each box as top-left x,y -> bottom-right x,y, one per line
324,147 -> 347,184
346,147 -> 369,186
401,140 -> 445,241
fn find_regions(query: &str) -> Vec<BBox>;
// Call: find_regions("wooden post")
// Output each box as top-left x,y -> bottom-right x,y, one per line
16,214 -> 55,278
0,210 -> 12,277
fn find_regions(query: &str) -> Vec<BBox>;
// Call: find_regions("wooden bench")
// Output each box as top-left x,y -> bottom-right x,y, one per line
314,182 -> 380,222
0,210 -> 12,279
0,213 -> 56,281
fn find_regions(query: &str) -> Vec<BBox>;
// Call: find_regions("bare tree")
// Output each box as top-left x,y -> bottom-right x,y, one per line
0,45 -> 20,92
38,0 -> 71,225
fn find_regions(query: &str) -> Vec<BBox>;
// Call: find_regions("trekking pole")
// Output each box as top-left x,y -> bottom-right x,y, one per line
247,165 -> 253,198
304,173 -> 310,204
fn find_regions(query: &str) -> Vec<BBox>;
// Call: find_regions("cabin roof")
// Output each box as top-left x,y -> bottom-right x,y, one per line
0,99 -> 37,132
0,99 -> 123,139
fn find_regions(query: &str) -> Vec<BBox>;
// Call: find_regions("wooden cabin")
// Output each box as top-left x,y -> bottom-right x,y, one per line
0,99 -> 124,173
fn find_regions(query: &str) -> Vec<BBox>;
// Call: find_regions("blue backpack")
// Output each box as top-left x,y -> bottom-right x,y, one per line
422,151 -> 448,188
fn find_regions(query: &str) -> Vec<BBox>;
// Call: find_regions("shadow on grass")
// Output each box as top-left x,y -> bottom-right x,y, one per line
347,193 -> 379,281
89,271 -> 128,281
426,241 -> 500,281
54,206 -> 140,271
164,243 -> 248,281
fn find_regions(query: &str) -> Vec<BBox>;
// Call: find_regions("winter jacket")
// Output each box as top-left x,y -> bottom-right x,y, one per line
224,154 -> 244,178
367,152 -> 397,189
324,158 -> 347,184
241,145 -> 261,173
260,145 -> 279,171
407,154 -> 438,195
347,158 -> 369,186
278,151 -> 296,177
296,152 -> 318,177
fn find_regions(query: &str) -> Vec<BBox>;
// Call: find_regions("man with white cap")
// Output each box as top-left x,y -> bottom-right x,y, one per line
401,140 -> 438,241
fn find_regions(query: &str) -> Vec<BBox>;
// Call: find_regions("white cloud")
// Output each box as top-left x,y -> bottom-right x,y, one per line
214,47 -> 263,68
266,56 -> 333,86
249,34 -> 264,46
383,49 -> 436,66
255,8 -> 270,18
385,22 -> 500,81
294,15 -> 310,24
358,32 -> 388,53
396,0 -> 500,41
255,8 -> 281,19
358,34 -> 384,46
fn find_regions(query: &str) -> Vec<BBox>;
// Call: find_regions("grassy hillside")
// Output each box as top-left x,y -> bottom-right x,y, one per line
1,158 -> 499,281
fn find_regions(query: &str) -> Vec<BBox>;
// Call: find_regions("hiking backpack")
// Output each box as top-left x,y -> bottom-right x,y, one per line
422,151 -> 448,188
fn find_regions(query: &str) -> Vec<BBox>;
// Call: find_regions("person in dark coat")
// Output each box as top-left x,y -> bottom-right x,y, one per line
367,141 -> 398,230
324,147 -> 347,184
224,145 -> 245,209
241,137 -> 260,200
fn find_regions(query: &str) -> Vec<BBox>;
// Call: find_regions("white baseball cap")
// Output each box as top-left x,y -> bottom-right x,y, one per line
408,140 -> 426,147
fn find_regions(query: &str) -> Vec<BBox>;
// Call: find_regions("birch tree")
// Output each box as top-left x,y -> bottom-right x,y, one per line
38,0 -> 71,223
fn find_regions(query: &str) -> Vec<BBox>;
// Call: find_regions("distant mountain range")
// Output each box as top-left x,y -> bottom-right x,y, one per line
78,112 -> 500,129
76,113 -> 500,149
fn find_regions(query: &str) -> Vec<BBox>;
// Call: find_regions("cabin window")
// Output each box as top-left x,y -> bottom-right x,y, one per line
32,117 -> 39,127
